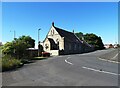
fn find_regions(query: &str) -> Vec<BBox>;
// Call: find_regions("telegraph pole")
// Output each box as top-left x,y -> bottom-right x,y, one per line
10,30 -> 16,39
10,30 -> 16,56
14,30 -> 16,39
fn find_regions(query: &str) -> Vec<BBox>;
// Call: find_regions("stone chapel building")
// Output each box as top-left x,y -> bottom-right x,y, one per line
43,22 -> 94,56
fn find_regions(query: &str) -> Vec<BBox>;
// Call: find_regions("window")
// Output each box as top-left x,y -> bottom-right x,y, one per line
53,30 -> 54,35
45,44 -> 49,50
51,30 -> 54,36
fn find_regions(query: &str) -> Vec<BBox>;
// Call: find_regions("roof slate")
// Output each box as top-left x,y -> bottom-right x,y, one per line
54,26 -> 81,43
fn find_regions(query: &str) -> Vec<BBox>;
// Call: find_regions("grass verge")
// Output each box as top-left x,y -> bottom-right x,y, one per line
1,55 -> 23,72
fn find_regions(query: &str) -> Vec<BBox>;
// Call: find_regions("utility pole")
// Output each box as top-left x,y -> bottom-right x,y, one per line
10,30 -> 16,39
38,28 -> 41,57
14,30 -> 16,39
10,30 -> 16,56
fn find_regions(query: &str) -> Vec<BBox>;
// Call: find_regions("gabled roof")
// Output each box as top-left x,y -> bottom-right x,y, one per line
54,26 -> 81,43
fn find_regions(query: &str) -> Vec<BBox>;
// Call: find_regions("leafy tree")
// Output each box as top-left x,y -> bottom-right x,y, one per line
84,33 -> 105,50
17,36 -> 35,48
75,32 -> 105,50
2,42 -> 14,55
75,32 -> 83,40
2,35 -> 35,59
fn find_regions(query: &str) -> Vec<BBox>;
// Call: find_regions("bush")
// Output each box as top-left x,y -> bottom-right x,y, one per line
1,55 -> 23,71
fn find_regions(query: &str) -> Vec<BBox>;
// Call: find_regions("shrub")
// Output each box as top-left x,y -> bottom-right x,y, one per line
1,55 -> 23,71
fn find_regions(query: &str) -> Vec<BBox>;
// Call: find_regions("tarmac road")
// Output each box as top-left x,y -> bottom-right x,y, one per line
2,49 -> 119,86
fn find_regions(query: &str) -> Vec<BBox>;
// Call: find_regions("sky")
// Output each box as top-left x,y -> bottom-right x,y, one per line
2,2 -> 118,48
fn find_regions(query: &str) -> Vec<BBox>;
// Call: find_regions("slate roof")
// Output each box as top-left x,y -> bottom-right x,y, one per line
54,26 -> 82,43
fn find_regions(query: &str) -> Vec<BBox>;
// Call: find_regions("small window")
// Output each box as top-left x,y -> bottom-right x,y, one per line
51,30 -> 54,36
53,30 -> 54,35
45,44 -> 49,49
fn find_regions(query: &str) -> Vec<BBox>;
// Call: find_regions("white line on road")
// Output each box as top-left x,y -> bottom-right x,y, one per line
82,66 -> 120,76
98,57 -> 119,64
98,51 -> 120,63
112,53 -> 118,59
65,57 -> 73,65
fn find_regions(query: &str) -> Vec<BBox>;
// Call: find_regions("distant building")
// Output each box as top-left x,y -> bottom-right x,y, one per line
104,44 -> 114,48
113,44 -> 118,48
43,22 -> 94,56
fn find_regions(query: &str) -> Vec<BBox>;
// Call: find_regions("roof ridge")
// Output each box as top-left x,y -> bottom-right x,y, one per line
53,25 -> 81,43
54,26 -> 74,34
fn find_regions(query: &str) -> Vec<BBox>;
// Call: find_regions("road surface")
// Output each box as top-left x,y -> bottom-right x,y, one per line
2,49 -> 119,86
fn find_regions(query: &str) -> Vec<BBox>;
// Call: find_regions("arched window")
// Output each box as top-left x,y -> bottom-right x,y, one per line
45,44 -> 49,50
51,30 -> 54,36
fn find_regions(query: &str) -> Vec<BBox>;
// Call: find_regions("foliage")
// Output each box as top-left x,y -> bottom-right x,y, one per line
1,55 -> 22,71
75,32 -> 83,40
117,44 -> 120,48
18,36 -> 35,48
75,32 -> 105,50
2,35 -> 35,59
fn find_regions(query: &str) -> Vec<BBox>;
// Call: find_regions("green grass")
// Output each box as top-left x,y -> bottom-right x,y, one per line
1,55 -> 23,72
0,56 -> 48,72
31,57 -> 47,60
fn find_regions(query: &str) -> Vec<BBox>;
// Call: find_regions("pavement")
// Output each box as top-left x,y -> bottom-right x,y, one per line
2,48 -> 119,86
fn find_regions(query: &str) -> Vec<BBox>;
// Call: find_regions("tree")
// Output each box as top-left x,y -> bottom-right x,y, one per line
84,33 -> 105,50
2,42 -> 14,55
2,35 -> 35,59
17,36 -> 35,48
117,44 -> 120,48
75,32 -> 83,40
75,32 -> 105,50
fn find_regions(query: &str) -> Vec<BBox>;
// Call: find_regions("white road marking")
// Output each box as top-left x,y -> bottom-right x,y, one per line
98,57 -> 119,64
98,51 -> 120,63
65,57 -> 73,65
112,53 -> 118,59
82,66 -> 120,76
